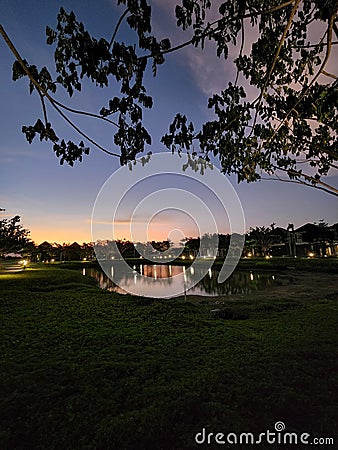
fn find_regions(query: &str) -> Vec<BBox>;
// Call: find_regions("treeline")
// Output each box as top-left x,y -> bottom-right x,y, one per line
1,215 -> 337,260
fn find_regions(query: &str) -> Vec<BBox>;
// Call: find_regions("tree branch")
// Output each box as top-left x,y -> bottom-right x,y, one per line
38,91 -> 48,126
51,102 -> 120,157
270,164 -> 338,196
261,175 -> 337,196
51,99 -> 120,128
249,0 -> 301,137
292,40 -> 338,49
138,1 -> 295,61
0,23 -> 120,158
109,8 -> 129,49
263,11 -> 336,150
321,69 -> 337,79
234,17 -> 245,88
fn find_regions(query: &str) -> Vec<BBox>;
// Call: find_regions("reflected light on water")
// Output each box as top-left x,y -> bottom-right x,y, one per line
83,264 -> 277,298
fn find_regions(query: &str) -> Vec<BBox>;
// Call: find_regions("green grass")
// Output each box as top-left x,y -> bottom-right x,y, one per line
1,264 -> 337,449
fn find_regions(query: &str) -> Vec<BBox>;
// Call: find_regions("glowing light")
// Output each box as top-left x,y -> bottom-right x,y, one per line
189,255 -> 194,259
308,252 -> 315,258
247,252 -> 252,257
250,272 -> 254,281
182,255 -> 186,260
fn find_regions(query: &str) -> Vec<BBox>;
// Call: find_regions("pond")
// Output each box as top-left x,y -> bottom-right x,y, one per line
82,264 -> 276,298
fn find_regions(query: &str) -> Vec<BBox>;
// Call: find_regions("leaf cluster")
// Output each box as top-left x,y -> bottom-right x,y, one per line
3,1 -> 338,194
0,215 -> 31,254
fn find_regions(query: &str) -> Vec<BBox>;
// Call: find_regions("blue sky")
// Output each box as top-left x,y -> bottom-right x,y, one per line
1,0 -> 337,244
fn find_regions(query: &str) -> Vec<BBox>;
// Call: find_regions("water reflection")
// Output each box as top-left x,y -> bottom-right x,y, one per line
83,264 -> 276,297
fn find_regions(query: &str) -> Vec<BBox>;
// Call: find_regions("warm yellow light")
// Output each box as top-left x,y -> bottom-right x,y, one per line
189,255 -> 194,259
181,255 -> 186,260
308,252 -> 315,258
247,252 -> 252,257
22,260 -> 27,267
82,257 -> 87,261
51,259 -> 55,262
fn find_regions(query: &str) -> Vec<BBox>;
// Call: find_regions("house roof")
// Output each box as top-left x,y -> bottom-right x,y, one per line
295,223 -> 320,233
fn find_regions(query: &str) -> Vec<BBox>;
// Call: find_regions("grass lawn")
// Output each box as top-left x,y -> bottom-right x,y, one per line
1,262 -> 337,449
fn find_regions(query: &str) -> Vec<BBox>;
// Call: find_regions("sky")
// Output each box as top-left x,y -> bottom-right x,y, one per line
0,0 -> 337,245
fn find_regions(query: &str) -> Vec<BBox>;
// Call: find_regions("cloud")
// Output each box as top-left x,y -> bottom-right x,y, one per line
151,1 -> 337,100
150,1 -> 258,99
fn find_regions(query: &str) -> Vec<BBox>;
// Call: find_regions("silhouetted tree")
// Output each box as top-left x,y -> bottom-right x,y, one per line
248,225 -> 284,256
81,242 -> 95,260
1,1 -> 337,195
0,215 -> 31,256
300,220 -> 335,256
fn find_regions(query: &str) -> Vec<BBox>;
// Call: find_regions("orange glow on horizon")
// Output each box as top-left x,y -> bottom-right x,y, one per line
29,228 -> 92,245
26,213 -> 227,245
29,225 -> 187,245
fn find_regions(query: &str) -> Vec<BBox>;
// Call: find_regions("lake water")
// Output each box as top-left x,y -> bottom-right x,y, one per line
82,264 -> 276,297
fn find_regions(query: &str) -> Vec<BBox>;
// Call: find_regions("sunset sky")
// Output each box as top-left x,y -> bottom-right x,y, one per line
1,0 -> 337,245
